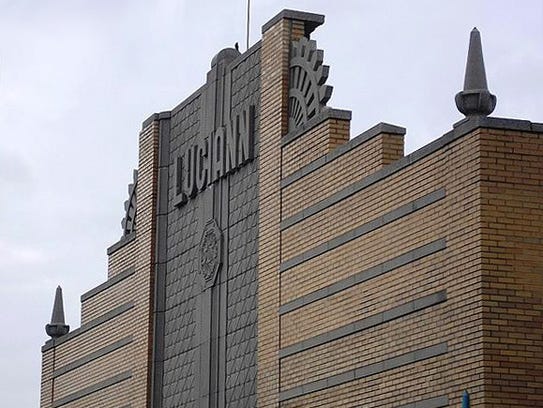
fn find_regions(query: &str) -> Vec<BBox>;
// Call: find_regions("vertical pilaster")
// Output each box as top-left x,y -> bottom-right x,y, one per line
151,113 -> 171,408
133,116 -> 161,408
258,14 -> 304,408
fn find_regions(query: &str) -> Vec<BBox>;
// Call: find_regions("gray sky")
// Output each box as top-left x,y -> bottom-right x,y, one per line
0,1 -> 541,406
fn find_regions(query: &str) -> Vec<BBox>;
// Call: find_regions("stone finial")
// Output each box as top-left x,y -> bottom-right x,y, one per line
455,28 -> 496,117
45,286 -> 70,339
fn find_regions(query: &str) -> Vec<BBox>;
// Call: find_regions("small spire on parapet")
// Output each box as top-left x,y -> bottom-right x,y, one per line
455,28 -> 496,117
45,285 -> 70,339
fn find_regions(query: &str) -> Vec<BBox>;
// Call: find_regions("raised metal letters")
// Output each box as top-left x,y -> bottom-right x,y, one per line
288,36 -> 333,130
174,104 -> 256,207
196,138 -> 208,191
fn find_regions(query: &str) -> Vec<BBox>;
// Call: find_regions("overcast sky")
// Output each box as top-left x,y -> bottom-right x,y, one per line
0,1 -> 541,406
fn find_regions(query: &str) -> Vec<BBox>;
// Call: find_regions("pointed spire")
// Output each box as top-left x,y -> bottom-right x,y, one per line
45,286 -> 70,339
463,28 -> 488,90
455,28 -> 497,117
50,286 -> 66,324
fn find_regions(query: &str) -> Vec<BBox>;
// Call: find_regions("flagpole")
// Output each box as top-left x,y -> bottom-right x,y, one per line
246,0 -> 251,50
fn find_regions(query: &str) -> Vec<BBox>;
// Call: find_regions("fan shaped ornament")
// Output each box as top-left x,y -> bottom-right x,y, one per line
121,169 -> 138,236
288,36 -> 333,131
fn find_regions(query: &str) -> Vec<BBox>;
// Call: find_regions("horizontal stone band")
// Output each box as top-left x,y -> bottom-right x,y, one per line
52,371 -> 132,407
279,290 -> 447,358
53,336 -> 133,378
280,188 -> 446,272
279,238 -> 446,315
279,342 -> 448,402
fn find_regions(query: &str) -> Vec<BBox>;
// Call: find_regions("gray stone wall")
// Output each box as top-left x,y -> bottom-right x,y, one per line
157,44 -> 260,408
163,94 -> 202,408
225,48 -> 260,408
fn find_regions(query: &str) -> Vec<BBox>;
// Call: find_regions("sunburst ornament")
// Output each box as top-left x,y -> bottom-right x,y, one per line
288,36 -> 333,131
121,169 -> 138,236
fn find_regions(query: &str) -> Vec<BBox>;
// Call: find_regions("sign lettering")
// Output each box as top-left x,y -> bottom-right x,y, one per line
174,105 -> 255,207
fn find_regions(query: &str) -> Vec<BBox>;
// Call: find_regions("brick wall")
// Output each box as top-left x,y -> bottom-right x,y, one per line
258,14 -> 305,408
277,125 -> 484,407
270,119 -> 543,407
479,129 -> 543,406
282,117 -> 350,178
40,348 -> 53,408
282,128 -> 405,218
257,13 -> 543,406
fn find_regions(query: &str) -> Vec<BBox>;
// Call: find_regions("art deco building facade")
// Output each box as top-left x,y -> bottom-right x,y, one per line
40,9 -> 543,408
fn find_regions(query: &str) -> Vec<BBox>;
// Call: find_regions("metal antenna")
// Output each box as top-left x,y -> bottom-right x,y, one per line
246,0 -> 251,50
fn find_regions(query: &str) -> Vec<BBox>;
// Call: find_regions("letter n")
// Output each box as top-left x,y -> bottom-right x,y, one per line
225,120 -> 237,174
238,105 -> 255,164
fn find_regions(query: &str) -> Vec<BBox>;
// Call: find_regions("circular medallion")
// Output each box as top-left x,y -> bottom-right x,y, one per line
199,219 -> 223,289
